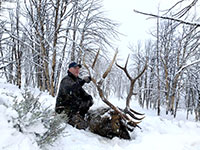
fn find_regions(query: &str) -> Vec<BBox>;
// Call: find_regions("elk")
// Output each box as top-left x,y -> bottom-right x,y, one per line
83,50 -> 147,139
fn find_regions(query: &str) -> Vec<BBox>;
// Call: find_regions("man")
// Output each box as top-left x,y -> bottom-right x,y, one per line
55,62 -> 93,129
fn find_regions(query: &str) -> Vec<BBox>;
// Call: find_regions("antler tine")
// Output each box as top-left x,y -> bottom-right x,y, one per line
119,108 -> 144,120
83,51 -> 102,85
133,62 -> 148,83
130,108 -> 145,115
92,49 -> 100,69
102,50 -> 118,79
127,111 -> 145,120
125,54 -> 130,68
128,121 -> 142,129
116,55 -> 132,81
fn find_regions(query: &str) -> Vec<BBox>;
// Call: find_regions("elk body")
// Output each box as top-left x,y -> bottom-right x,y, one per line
78,50 -> 147,139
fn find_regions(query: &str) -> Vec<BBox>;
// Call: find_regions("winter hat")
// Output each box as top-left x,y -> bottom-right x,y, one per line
68,62 -> 82,68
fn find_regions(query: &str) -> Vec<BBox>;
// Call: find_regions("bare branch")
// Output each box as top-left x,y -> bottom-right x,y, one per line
134,9 -> 200,27
176,59 -> 200,76
164,0 -> 185,15
172,0 -> 198,18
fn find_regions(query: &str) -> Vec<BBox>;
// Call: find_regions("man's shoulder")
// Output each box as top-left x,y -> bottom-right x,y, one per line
62,75 -> 70,80
62,75 -> 71,81
61,75 -> 74,84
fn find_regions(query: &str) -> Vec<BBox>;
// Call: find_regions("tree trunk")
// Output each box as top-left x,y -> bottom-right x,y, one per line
71,2 -> 78,61
55,15 -> 73,95
170,72 -> 181,115
163,62 -> 170,115
156,14 -> 161,116
37,0 -> 50,91
50,0 -> 61,96
174,82 -> 181,118
144,72 -> 148,109
195,90 -> 200,121
15,1 -> 22,89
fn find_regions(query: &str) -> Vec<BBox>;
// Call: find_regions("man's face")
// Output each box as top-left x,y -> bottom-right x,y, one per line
69,66 -> 80,77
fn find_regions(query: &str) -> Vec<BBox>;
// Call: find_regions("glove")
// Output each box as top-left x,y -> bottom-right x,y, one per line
83,76 -> 91,83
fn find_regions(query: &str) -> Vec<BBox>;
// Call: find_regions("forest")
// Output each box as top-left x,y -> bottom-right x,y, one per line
0,0 -> 200,122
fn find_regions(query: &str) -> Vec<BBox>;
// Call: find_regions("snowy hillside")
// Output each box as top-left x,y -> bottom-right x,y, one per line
0,80 -> 200,150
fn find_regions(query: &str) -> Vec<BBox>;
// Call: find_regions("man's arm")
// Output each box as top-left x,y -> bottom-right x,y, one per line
62,76 -> 91,94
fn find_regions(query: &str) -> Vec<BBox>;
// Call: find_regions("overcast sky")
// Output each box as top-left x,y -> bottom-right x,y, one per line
102,0 -> 176,59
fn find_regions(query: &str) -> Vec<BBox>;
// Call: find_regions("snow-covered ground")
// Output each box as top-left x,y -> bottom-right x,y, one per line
0,79 -> 200,150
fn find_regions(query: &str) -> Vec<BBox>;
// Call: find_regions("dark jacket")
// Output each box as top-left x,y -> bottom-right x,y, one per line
55,71 -> 93,116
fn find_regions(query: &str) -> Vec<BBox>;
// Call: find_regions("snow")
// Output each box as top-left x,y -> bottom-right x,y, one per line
0,80 -> 200,150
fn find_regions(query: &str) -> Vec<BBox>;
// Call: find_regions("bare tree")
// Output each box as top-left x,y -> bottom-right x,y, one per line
1,0 -> 119,97
133,0 -> 200,119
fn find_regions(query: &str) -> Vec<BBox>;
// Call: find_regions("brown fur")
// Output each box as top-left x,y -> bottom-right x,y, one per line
87,108 -> 131,139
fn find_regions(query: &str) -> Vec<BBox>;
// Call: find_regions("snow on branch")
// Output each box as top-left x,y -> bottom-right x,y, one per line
133,9 -> 200,27
176,59 -> 200,76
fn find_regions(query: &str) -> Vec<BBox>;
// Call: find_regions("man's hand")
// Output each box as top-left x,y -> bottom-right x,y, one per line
83,76 -> 91,83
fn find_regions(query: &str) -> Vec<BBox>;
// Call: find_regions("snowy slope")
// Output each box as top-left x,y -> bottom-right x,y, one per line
0,80 -> 200,150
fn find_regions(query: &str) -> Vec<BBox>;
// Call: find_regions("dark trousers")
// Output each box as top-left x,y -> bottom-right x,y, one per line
77,95 -> 93,117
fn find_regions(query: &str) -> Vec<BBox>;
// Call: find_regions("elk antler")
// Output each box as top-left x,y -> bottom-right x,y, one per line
83,50 -> 144,129
116,55 -> 147,121
102,50 -> 118,79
